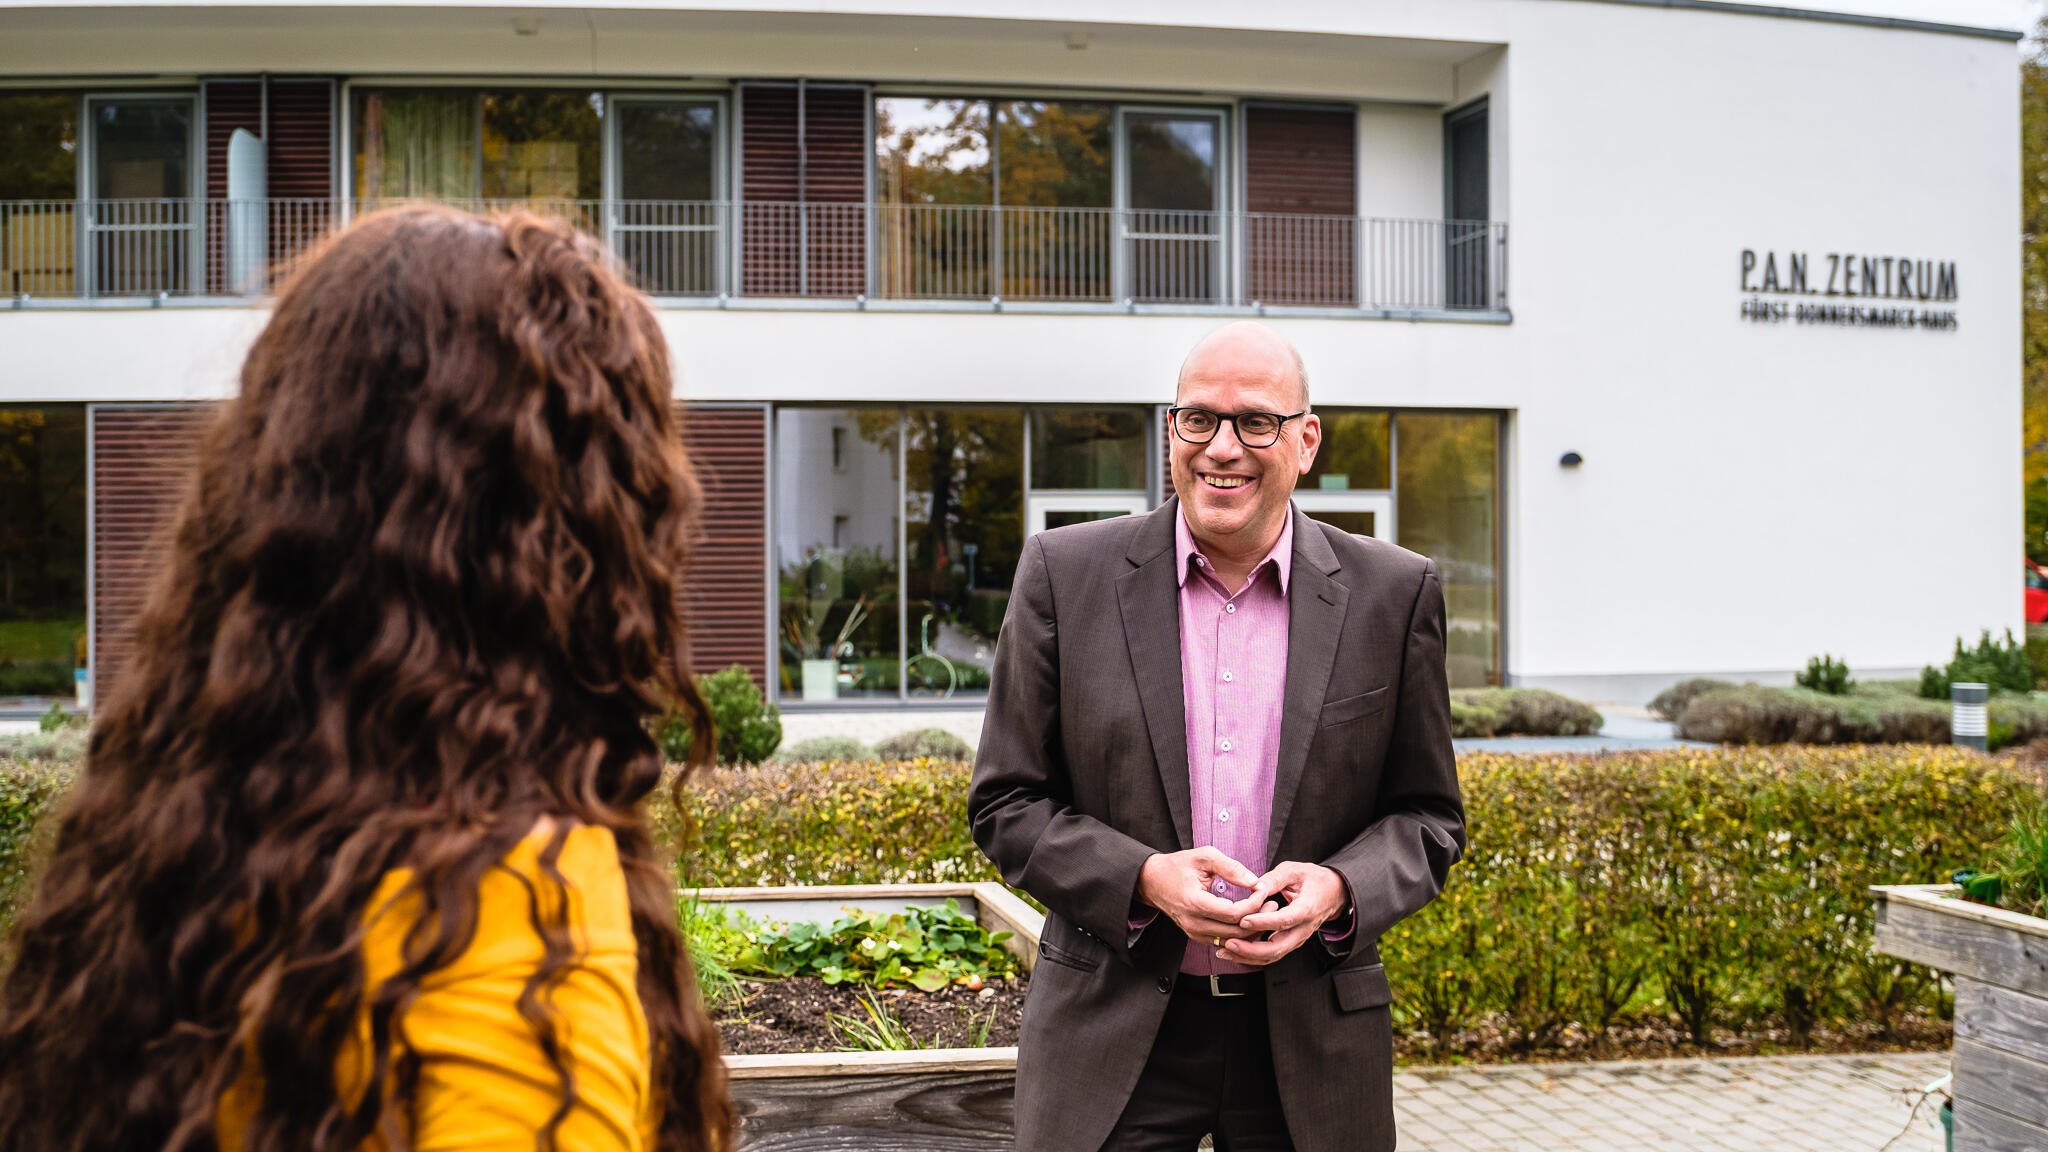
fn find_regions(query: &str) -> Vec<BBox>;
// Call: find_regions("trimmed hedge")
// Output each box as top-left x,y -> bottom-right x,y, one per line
9,748 -> 2038,1054
1671,680 -> 2048,749
1450,688 -> 1604,738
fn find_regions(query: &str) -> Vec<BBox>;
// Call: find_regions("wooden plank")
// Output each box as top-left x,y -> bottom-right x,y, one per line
732,1068 -> 1015,1149
1953,1037 -> 2048,1130
969,883 -> 1045,975
730,1047 -> 1018,1080
1956,977 -> 2048,1067
1954,1094 -> 2048,1152
1874,885 -> 2048,940
1871,888 -> 2048,997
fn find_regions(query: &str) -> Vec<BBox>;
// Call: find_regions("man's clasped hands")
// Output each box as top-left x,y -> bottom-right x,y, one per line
1136,846 -> 1350,967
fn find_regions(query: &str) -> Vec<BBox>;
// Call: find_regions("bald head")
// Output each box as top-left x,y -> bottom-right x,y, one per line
1175,321 -> 1309,410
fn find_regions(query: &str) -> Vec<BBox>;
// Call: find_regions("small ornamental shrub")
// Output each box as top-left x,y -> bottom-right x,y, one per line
1451,688 -> 1604,737
1648,678 -> 1733,722
1449,697 -> 1503,738
656,665 -> 783,766
1921,629 -> 2033,699
1675,683 -> 1949,745
1794,654 -> 1853,696
775,735 -> 874,763
0,726 -> 88,765
873,727 -> 974,761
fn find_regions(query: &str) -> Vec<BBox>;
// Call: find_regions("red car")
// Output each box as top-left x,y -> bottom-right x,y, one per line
2028,559 -> 2048,624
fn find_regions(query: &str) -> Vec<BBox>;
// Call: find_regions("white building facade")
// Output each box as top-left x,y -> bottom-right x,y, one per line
0,0 -> 2024,707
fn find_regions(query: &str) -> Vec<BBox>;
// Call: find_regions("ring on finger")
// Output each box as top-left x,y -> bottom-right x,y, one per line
1212,935 -> 1222,948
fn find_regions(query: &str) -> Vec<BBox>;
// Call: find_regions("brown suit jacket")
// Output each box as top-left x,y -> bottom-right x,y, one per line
968,499 -> 1465,1152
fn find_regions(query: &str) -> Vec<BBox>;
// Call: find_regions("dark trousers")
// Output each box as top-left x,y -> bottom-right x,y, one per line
1098,982 -> 1295,1152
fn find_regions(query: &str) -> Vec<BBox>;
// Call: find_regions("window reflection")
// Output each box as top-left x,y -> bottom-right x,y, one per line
353,90 -> 477,200
481,91 -> 602,202
905,409 -> 1022,696
1394,412 -> 1499,687
0,404 -> 87,701
775,409 -> 900,700
1304,411 -> 1391,491
1031,408 -> 1148,490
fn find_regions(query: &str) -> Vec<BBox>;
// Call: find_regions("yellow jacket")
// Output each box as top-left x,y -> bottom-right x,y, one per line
217,824 -> 657,1151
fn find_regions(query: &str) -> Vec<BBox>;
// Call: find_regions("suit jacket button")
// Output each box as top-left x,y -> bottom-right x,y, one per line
1157,977 -> 1173,993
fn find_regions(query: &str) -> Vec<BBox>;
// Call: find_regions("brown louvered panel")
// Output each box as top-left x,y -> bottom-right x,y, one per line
1245,106 -> 1356,307
91,405 -> 215,708
265,80 -> 337,278
803,86 -> 867,297
203,82 -> 262,294
740,84 -> 866,298
677,404 -> 768,686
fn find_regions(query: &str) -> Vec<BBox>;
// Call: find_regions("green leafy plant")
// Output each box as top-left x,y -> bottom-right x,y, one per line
655,665 -> 783,766
1648,678 -> 1734,722
873,727 -> 974,761
830,992 -> 925,1052
725,899 -> 1017,993
677,897 -> 750,1012
1921,629 -> 2034,699
774,735 -> 873,763
1956,800 -> 2048,918
1795,654 -> 1854,696
36,703 -> 83,734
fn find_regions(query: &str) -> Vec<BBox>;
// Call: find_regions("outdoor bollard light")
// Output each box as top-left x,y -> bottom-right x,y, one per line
1951,682 -> 1988,752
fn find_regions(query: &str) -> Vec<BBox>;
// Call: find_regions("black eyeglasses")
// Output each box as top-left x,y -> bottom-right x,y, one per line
1167,406 -> 1308,448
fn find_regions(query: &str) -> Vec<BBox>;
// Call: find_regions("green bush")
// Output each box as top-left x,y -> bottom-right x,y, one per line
656,665 -> 783,766
1795,654 -> 1854,696
0,661 -> 72,697
0,727 -> 87,765
1675,683 -> 1950,745
873,727 -> 974,761
1922,630 -> 2033,699
774,735 -> 874,763
1451,688 -> 1604,737
1648,678 -> 1733,722
1,759 -> 73,935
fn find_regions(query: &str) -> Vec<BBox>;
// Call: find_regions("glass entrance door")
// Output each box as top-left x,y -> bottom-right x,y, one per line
85,95 -> 195,296
1117,109 -> 1225,303
1294,492 -> 1393,542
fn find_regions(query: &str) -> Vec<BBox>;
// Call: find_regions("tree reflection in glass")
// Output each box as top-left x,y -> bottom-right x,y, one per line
903,409 -> 1022,695
774,409 -> 900,699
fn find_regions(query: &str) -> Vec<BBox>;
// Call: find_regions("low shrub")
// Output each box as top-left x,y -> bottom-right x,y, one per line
1675,683 -> 1949,745
774,735 -> 874,763
1921,629 -> 2033,699
0,661 -> 73,697
1794,654 -> 1853,696
0,726 -> 87,765
1449,697 -> 1503,738
1648,678 -> 1732,722
1,759 -> 73,934
656,665 -> 783,766
1451,688 -> 1604,737
873,727 -> 974,761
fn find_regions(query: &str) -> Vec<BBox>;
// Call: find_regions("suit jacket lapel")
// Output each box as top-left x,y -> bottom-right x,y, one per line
1116,500 -> 1193,851
1267,508 -> 1349,865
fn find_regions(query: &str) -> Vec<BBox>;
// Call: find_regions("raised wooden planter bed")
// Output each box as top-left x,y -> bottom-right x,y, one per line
1871,884 -> 2048,1151
688,881 -> 1043,1150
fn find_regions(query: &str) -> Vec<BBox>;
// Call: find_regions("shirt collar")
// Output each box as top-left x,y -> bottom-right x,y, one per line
1176,506 -> 1294,594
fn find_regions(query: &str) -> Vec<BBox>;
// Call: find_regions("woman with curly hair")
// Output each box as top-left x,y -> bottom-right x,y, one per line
0,206 -> 734,1152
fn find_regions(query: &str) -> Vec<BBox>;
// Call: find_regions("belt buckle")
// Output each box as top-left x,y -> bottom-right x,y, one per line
1209,973 -> 1247,998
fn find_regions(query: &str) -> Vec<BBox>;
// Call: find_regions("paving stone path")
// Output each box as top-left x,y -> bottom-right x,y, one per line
1391,1053 -> 1950,1152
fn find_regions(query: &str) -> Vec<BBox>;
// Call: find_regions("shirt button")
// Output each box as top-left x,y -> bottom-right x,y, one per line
1219,739 -> 1232,752
1225,603 -> 1237,614
1222,670 -> 1233,682
1217,808 -> 1230,822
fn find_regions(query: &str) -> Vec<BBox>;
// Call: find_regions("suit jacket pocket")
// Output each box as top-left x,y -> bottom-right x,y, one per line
1319,686 -> 1390,729
1038,938 -> 1103,974
1332,963 -> 1393,1012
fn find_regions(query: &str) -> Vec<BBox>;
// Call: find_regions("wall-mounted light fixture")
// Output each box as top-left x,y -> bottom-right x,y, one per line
1559,451 -> 1583,468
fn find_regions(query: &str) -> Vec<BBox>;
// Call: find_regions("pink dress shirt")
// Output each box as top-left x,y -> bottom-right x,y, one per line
1174,511 -> 1293,975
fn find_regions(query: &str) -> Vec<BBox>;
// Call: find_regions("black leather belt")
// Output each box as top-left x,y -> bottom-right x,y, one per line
1175,972 -> 1261,998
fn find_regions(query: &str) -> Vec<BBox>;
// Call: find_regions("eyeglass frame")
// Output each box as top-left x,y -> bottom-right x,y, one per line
1165,406 -> 1311,449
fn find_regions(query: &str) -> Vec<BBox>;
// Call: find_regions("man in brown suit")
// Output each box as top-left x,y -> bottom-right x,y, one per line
969,322 -> 1465,1151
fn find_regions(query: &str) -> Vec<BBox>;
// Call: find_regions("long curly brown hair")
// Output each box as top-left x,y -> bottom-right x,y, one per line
0,206 -> 734,1152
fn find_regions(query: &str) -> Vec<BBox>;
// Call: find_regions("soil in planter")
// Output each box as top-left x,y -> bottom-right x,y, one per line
717,974 -> 1029,1056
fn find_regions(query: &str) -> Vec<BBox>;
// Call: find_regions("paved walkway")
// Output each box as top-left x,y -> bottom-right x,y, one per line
1391,1052 -> 1949,1152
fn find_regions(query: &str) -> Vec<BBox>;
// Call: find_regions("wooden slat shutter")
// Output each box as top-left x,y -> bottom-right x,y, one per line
739,83 -> 867,298
1244,106 -> 1356,307
90,404 -> 213,707
678,404 -> 770,685
265,80 -> 338,277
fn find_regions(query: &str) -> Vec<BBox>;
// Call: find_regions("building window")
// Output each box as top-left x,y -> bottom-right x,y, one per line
775,403 -> 1152,702
0,404 -> 88,701
1394,411 -> 1500,687
352,88 -> 604,203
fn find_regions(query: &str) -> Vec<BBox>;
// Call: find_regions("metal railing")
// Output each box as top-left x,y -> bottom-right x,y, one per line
1,198 -> 1509,312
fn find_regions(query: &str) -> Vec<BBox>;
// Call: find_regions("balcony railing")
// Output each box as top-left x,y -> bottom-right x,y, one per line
1,198 -> 1508,313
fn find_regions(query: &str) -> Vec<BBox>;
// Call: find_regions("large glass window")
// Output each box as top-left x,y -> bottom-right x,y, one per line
0,93 -> 80,296
775,409 -> 900,700
1394,411 -> 1500,687
353,89 -> 478,200
353,88 -> 603,204
1303,411 -> 1391,491
776,404 -> 1150,701
614,99 -> 721,295
0,405 -> 88,701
